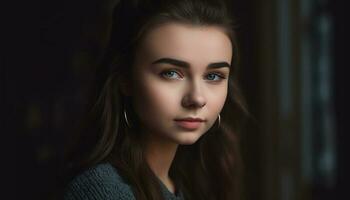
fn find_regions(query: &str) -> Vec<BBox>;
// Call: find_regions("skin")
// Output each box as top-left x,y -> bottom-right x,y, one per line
122,23 -> 232,194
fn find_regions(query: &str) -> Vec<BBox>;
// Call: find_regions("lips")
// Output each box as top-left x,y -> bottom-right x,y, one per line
174,117 -> 206,130
174,117 -> 205,122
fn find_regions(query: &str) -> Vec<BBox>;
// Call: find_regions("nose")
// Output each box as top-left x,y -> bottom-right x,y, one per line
181,81 -> 207,109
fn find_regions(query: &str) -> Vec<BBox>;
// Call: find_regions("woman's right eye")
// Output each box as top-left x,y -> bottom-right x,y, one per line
160,70 -> 183,79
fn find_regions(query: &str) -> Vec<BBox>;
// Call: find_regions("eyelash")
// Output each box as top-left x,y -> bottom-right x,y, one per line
160,70 -> 183,79
160,70 -> 227,81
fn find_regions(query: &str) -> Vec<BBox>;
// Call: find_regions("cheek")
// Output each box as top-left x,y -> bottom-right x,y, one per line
201,87 -> 227,132
133,77 -> 180,122
207,85 -> 228,116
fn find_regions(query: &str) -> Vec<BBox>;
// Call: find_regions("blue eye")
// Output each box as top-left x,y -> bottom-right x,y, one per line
161,70 -> 182,79
206,73 -> 225,81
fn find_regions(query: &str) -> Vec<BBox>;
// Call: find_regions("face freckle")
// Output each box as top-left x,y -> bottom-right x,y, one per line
129,23 -> 232,145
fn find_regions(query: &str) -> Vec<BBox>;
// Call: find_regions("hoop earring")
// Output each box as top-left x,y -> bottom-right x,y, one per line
217,114 -> 221,129
124,109 -> 131,128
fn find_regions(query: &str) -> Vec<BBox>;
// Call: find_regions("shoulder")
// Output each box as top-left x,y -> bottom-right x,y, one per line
64,163 -> 135,200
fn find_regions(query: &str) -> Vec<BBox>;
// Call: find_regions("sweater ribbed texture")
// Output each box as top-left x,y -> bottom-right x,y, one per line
64,163 -> 185,200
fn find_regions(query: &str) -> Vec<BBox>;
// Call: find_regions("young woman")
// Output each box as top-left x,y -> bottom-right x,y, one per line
63,0 -> 248,199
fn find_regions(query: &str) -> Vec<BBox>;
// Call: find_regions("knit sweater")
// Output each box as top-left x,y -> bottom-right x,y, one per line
64,163 -> 185,200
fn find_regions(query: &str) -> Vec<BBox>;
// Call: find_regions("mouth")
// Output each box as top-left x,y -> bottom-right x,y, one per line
174,117 -> 206,130
174,117 -> 206,122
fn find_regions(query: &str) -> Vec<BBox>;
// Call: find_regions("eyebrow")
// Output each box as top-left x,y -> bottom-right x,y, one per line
151,57 -> 231,69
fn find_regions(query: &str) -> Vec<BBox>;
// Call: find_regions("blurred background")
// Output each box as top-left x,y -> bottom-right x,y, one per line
3,0 -> 348,199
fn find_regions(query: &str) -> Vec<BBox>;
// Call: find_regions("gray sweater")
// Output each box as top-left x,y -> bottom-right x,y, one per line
64,163 -> 185,200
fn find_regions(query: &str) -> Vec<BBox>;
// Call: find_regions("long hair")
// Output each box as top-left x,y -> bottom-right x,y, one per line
63,0 -> 249,199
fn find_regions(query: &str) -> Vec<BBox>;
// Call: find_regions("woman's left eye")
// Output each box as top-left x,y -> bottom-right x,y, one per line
206,73 -> 225,81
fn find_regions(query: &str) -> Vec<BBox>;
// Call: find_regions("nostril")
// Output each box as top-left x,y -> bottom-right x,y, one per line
182,98 -> 206,108
181,86 -> 206,108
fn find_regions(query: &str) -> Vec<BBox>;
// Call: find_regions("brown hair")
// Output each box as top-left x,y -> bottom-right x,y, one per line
64,0 -> 249,199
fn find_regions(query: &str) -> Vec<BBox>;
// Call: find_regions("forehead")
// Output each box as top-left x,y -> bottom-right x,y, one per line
135,23 -> 233,66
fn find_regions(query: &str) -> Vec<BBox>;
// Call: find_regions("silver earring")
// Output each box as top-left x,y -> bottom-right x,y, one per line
124,109 -> 131,128
217,114 -> 221,128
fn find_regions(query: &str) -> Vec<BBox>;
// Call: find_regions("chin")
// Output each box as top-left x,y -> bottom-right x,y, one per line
175,133 -> 203,145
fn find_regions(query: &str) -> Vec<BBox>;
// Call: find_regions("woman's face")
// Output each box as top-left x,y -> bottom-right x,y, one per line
127,23 -> 232,145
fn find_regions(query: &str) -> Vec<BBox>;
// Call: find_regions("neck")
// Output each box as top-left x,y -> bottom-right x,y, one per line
144,134 -> 178,191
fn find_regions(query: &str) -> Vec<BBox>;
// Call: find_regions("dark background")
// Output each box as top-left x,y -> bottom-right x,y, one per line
2,0 -> 348,199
